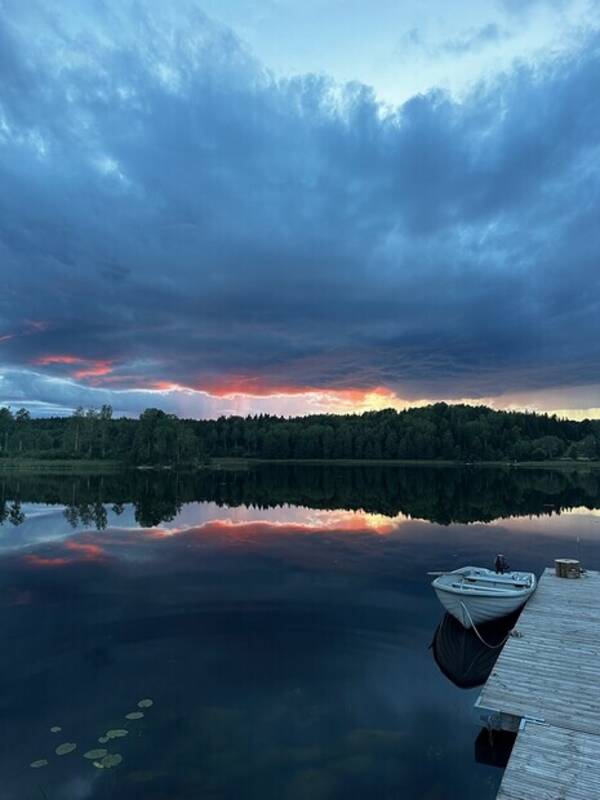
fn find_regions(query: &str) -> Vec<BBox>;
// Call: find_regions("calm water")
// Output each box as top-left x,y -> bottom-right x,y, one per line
1,465 -> 600,800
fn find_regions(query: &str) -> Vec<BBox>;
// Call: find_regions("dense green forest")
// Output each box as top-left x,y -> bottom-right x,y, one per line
1,403 -> 599,465
2,464 -> 600,527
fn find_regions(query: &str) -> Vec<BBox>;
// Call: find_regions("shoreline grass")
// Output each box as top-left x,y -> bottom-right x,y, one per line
0,459 -> 124,472
210,457 -> 600,470
1,456 -> 599,473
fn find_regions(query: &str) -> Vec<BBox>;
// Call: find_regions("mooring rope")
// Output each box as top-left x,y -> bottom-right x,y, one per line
459,600 -> 513,650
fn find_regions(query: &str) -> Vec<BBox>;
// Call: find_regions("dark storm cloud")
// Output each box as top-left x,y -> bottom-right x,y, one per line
1,0 -> 599,408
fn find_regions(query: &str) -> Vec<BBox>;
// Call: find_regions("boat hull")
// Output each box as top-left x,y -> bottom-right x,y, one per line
434,587 -> 529,628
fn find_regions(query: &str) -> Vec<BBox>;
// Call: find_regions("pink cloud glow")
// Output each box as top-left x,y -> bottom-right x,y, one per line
33,355 -> 80,365
32,354 -> 114,383
72,360 -> 114,379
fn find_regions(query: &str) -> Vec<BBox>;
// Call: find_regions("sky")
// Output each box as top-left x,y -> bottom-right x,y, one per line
1,0 -> 600,419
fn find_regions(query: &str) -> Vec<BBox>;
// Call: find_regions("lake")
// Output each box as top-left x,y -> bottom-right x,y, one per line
1,464 -> 600,800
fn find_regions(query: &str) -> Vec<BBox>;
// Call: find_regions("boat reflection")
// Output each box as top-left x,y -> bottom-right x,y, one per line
431,611 -> 518,689
431,611 -> 520,772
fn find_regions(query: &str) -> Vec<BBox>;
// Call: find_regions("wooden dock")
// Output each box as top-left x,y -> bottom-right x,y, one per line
475,568 -> 600,799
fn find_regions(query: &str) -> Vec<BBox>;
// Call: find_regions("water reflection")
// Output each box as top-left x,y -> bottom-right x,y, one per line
1,463 -> 600,530
430,613 -> 514,689
429,607 -> 521,775
1,467 -> 600,799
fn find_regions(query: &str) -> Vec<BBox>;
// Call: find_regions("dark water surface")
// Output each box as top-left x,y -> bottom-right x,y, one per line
1,465 -> 600,800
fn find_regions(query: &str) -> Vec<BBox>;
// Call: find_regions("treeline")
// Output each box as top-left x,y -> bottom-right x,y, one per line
2,464 -> 600,527
1,403 -> 599,465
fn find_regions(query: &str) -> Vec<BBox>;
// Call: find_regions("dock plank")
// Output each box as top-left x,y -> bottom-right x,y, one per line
477,569 -> 600,734
474,568 -> 600,799
496,724 -> 600,800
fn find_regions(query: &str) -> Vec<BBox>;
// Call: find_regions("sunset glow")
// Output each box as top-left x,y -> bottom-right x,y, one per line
0,1 -> 599,420
2,5 -> 600,798
72,361 -> 114,380
33,355 -> 80,366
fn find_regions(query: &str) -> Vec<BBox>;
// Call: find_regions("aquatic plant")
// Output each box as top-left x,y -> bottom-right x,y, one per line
84,748 -> 108,760
55,742 -> 77,756
106,729 -> 128,738
94,753 -> 123,769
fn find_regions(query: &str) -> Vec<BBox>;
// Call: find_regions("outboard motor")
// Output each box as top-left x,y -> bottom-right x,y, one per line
494,554 -> 509,574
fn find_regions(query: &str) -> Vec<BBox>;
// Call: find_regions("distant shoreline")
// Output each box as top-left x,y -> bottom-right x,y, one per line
1,457 -> 600,473
0,459 -> 123,472
211,457 -> 600,470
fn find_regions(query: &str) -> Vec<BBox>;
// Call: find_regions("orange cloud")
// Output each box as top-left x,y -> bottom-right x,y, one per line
72,360 -> 113,379
140,378 -> 407,415
186,376 -> 400,403
33,354 -> 80,365
32,354 -> 114,382
189,376 -> 293,396
149,380 -> 182,391
202,379 -> 385,399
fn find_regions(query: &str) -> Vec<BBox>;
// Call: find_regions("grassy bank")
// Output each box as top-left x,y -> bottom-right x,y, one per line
0,459 -> 124,472
1,456 -> 599,473
210,457 -> 600,470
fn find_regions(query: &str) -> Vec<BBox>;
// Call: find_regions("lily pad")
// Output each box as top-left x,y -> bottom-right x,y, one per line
56,742 -> 77,756
137,698 -> 154,709
84,748 -> 108,760
98,736 -> 109,744
100,753 -> 123,768
50,726 -> 62,733
106,729 -> 128,739
30,759 -> 48,768
125,711 -> 144,720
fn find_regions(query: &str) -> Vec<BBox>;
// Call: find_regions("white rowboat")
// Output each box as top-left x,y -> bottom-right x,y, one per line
431,566 -> 536,629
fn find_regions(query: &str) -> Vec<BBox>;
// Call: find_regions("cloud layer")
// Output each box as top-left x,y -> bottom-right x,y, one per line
1,1 -> 599,416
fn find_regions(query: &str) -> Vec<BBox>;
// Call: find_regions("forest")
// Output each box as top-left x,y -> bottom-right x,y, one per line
0,403 -> 599,465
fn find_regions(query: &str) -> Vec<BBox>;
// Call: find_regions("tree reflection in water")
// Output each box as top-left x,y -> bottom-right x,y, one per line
1,463 -> 600,529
